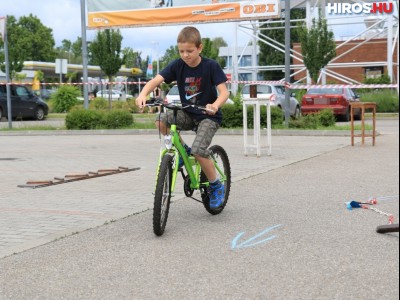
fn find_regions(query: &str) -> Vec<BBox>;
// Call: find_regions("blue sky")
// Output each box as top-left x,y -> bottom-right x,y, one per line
1,0 -> 372,60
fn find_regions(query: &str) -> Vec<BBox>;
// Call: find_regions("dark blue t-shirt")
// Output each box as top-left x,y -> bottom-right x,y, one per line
160,57 -> 227,124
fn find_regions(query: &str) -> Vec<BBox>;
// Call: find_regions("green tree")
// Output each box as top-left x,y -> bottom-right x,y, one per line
211,37 -> 227,68
259,8 -> 306,80
202,38 -> 218,60
71,37 -> 83,63
121,47 -> 142,69
54,37 -> 82,64
17,14 -> 56,62
89,29 -> 123,109
0,16 -> 25,78
298,14 -> 336,83
160,45 -> 179,70
0,14 -> 55,79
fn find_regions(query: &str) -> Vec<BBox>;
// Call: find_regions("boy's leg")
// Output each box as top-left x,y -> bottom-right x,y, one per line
155,110 -> 195,136
191,118 -> 219,180
191,119 -> 224,208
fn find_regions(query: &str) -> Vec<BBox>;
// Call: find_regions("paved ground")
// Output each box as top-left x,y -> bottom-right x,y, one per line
0,119 -> 398,299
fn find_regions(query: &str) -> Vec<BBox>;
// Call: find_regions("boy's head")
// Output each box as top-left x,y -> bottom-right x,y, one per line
177,26 -> 203,67
177,26 -> 202,48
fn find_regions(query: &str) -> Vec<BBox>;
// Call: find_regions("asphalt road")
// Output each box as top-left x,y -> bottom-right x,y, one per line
0,120 -> 398,300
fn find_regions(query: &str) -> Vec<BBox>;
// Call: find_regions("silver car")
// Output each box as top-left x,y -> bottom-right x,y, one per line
241,84 -> 301,119
165,85 -> 181,105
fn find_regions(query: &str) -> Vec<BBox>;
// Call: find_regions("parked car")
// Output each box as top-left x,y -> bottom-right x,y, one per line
164,85 -> 181,105
241,84 -> 301,119
0,85 -> 49,121
96,90 -> 133,101
37,88 -> 57,100
301,87 -> 362,121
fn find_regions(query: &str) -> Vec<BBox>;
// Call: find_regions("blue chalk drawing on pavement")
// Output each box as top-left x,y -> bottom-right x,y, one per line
231,224 -> 283,250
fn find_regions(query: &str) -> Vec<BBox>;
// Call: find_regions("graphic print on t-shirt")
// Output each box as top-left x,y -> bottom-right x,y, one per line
184,77 -> 202,104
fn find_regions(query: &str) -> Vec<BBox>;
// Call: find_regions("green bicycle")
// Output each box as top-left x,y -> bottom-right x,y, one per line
147,100 -> 231,236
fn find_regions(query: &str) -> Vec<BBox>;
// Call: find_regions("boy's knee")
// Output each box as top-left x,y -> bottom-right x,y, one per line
191,146 -> 210,158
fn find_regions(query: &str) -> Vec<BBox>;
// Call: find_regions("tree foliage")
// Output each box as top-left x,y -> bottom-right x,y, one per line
0,14 -> 55,78
259,8 -> 306,80
89,29 -> 123,108
160,45 -> 180,70
90,29 -> 123,78
298,14 -> 336,83
54,37 -> 83,64
121,47 -> 142,69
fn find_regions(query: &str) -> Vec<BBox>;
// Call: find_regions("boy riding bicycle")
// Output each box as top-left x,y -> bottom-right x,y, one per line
136,26 -> 230,208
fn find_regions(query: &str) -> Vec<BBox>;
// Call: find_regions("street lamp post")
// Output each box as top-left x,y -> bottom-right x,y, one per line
152,41 -> 160,74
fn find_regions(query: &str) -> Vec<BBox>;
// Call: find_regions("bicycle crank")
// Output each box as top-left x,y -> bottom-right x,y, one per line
183,175 -> 194,197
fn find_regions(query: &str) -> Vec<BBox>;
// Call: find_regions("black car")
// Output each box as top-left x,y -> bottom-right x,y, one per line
0,85 -> 49,121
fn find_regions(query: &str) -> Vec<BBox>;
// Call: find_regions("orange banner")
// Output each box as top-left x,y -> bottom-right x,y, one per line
87,1 -> 281,29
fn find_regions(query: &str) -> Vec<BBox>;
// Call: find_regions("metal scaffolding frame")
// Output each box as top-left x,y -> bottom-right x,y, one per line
230,0 -> 398,90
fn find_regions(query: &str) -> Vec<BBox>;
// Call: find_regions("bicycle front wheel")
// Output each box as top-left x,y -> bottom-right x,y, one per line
153,154 -> 173,236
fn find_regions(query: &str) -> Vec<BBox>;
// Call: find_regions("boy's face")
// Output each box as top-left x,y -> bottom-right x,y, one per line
178,42 -> 203,68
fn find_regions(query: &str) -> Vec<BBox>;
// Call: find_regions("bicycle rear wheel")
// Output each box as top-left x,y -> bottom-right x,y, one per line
201,145 -> 231,215
153,154 -> 173,236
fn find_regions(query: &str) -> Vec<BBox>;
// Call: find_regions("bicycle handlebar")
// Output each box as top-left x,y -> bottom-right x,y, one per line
146,97 -> 213,113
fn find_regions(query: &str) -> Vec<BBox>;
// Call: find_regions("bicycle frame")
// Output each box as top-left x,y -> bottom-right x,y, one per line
150,99 -> 231,235
156,123 -> 200,193
154,102 -> 227,195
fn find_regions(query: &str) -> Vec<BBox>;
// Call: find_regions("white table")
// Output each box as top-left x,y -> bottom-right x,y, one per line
242,98 -> 272,157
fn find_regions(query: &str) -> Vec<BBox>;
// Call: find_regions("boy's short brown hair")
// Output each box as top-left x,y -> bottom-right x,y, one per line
177,26 -> 202,47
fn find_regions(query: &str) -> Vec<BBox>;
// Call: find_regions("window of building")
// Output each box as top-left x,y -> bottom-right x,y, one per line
364,66 -> 384,79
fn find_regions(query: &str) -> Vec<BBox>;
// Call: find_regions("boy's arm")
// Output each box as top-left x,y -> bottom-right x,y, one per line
136,74 -> 165,107
206,82 -> 230,115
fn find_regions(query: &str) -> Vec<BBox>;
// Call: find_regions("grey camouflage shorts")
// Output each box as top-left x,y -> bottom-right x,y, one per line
156,110 -> 219,158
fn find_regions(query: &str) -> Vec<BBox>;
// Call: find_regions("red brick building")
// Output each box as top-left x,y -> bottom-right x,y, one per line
293,38 -> 398,83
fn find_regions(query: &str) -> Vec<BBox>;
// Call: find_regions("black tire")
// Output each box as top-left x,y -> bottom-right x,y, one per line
293,106 -> 301,120
35,107 -> 45,121
200,145 -> 231,215
341,107 -> 350,122
0,107 -> 3,120
354,108 -> 362,121
153,154 -> 173,236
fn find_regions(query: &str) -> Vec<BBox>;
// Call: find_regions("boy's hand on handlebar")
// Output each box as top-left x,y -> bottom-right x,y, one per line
135,96 -> 147,108
205,104 -> 218,115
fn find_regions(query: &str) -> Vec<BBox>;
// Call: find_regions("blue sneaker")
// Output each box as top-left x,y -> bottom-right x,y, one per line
208,180 -> 225,208
178,145 -> 191,169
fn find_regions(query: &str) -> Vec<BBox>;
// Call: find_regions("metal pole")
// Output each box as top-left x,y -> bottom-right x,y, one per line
3,17 -> 12,129
284,0 -> 291,127
252,21 -> 258,81
232,22 -> 238,95
59,60 -> 62,84
80,0 -> 89,109
156,42 -> 159,74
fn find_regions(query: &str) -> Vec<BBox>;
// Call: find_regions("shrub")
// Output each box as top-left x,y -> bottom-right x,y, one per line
268,106 -> 284,126
126,98 -> 141,113
360,90 -> 399,113
221,103 -> 243,128
65,109 -> 105,130
303,114 -> 320,129
289,113 -> 320,129
363,74 -> 391,84
221,103 -> 284,128
65,109 -> 134,130
102,110 -> 133,129
317,109 -> 336,127
89,97 -> 108,110
50,85 -> 80,113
